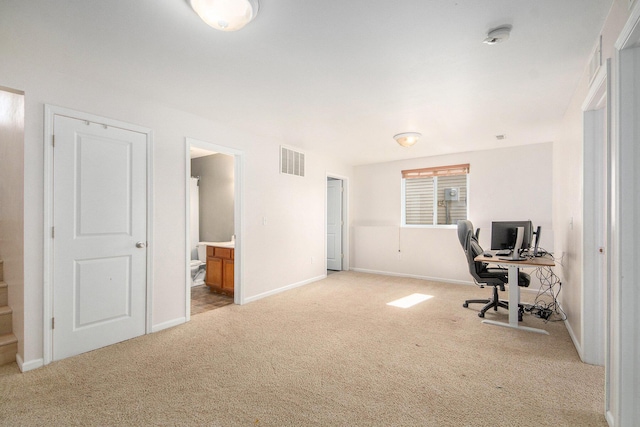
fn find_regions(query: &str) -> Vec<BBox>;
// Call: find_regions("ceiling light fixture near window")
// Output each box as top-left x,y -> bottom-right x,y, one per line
394,132 -> 421,147
483,25 -> 512,45
190,0 -> 259,31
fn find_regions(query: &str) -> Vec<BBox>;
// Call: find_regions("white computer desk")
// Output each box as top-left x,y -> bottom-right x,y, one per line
474,252 -> 555,335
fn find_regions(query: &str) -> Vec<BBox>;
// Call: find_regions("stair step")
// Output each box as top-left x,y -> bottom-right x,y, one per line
0,333 -> 17,346
0,333 -> 17,366
0,262 -> 14,365
0,306 -> 12,335
0,281 -> 6,307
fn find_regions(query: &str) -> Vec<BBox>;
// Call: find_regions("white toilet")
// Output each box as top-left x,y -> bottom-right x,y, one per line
190,244 -> 207,287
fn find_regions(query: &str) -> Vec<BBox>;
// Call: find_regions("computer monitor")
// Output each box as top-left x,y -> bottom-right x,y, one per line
490,221 -> 533,251
533,225 -> 542,256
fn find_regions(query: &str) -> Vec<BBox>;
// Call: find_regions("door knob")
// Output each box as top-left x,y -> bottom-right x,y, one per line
136,241 -> 146,248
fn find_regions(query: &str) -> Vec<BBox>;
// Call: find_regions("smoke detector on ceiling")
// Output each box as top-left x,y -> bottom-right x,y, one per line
483,26 -> 512,45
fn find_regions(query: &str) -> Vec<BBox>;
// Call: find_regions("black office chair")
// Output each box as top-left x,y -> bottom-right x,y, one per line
457,220 -> 530,320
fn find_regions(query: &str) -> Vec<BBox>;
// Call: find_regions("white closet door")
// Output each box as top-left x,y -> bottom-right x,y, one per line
52,115 -> 148,361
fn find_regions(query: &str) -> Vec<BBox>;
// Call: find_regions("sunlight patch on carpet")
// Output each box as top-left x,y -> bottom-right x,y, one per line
386,293 -> 433,308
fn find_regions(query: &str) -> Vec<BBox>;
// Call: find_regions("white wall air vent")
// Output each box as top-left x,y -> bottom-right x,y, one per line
280,146 -> 305,177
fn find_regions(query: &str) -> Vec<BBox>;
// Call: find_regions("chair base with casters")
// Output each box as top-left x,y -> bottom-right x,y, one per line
463,284 -> 524,321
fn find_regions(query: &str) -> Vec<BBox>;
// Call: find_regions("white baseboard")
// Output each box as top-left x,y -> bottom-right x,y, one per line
350,268 -> 474,286
564,317 -> 583,356
243,274 -> 327,304
16,354 -> 44,372
556,298 -> 588,365
605,410 -> 614,427
151,317 -> 186,333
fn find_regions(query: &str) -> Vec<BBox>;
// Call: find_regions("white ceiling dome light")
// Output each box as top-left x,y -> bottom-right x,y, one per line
394,132 -> 421,147
190,0 -> 260,32
483,25 -> 512,45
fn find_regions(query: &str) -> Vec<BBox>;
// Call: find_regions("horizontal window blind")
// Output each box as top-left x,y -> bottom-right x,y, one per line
405,177 -> 434,225
402,163 -> 470,179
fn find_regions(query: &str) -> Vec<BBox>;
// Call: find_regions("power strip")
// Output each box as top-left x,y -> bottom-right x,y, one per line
524,305 -> 553,320
534,308 -> 552,320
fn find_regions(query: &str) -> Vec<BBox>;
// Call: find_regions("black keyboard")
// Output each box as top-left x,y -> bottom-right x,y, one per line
495,250 -> 511,256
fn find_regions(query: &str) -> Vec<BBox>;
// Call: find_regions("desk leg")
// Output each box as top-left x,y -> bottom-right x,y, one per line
508,265 -> 519,327
481,265 -> 549,335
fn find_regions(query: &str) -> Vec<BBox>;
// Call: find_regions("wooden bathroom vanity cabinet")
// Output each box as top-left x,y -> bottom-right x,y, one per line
205,245 -> 234,296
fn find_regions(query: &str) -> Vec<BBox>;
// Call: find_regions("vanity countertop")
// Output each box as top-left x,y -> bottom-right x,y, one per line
200,241 -> 234,249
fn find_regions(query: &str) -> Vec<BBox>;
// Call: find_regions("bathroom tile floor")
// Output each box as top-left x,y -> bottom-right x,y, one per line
191,285 -> 233,315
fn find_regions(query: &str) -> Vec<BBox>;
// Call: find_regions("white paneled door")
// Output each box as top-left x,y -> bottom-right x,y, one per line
52,115 -> 148,361
327,179 -> 342,271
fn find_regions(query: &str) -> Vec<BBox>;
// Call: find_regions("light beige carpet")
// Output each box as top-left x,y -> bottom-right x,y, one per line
0,272 -> 605,426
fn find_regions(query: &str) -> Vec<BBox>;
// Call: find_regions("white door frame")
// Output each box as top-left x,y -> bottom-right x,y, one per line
581,59 -> 610,367
43,104 -> 154,366
185,137 -> 244,318
325,173 -> 349,271
610,3 -> 640,425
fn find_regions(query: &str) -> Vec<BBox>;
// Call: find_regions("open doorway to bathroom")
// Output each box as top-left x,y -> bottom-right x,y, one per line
186,138 -> 243,320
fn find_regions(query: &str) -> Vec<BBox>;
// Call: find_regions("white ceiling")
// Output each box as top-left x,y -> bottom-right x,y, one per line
7,0 -> 612,165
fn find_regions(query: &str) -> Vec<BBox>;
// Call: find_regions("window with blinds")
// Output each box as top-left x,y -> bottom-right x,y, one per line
402,164 -> 469,226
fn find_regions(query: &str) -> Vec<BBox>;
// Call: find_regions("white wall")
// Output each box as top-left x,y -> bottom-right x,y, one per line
553,0 -> 629,362
0,23 -> 352,367
351,143 -> 553,286
191,154 -> 235,243
0,88 -> 25,358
